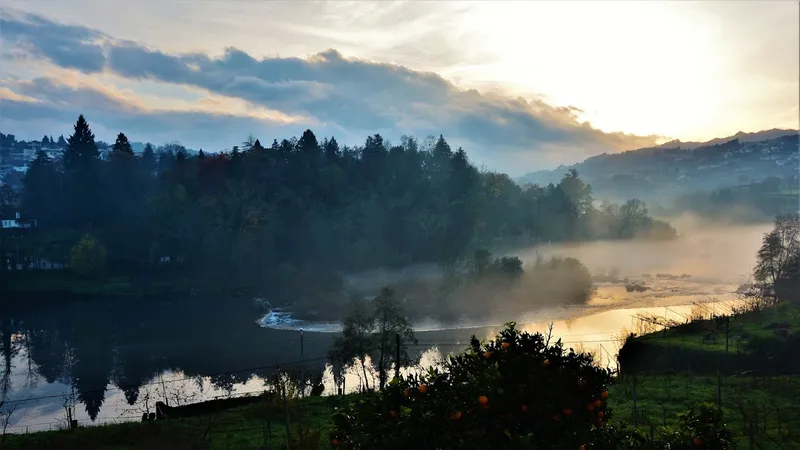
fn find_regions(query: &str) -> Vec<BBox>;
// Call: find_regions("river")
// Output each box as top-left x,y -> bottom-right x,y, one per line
0,220 -> 770,433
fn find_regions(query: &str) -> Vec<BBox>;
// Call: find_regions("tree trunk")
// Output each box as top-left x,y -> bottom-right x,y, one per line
360,358 -> 370,391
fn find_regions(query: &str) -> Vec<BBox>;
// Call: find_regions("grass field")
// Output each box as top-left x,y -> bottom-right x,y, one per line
6,375 -> 796,450
608,374 -> 800,449
2,395 -> 347,450
638,303 -> 800,354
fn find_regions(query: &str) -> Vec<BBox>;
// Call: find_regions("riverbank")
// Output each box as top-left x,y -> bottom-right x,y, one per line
2,394 -> 348,450
6,374 -> 796,449
4,271 -> 191,298
611,302 -> 800,447
618,302 -> 800,375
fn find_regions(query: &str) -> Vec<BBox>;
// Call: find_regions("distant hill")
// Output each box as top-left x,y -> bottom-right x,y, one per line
517,130 -> 799,207
654,128 -> 798,150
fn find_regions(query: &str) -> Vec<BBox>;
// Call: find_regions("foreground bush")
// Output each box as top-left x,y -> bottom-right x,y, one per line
330,324 -> 733,449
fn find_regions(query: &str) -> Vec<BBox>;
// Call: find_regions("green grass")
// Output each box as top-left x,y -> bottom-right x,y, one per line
3,395 -> 348,450
638,305 -> 800,354
607,375 -> 800,449
6,271 -> 187,297
7,378 -> 796,450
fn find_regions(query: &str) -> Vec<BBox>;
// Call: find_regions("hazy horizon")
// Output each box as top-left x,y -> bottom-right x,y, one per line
1,1 -> 798,175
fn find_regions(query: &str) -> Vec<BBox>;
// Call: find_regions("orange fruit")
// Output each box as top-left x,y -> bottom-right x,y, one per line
600,391 -> 609,399
520,405 -> 528,412
450,411 -> 462,421
594,399 -> 602,407
542,359 -> 551,368
587,403 -> 595,412
483,351 -> 493,359
563,408 -> 573,416
579,445 -> 586,450
419,384 -> 428,394
597,410 -> 605,418
403,389 -> 409,398
389,410 -> 397,418
693,437 -> 703,447
478,395 -> 489,406
552,413 -> 561,421
596,418 -> 605,428
332,439 -> 339,445
502,342 -> 511,349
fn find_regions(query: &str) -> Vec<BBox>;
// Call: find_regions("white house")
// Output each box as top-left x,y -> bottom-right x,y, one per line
1,212 -> 37,229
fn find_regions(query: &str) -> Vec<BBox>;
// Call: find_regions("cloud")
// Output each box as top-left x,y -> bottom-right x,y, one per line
0,10 -> 663,171
0,10 -> 107,73
0,77 -> 303,149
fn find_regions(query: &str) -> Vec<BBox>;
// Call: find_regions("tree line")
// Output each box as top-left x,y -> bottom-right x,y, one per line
8,115 -> 673,301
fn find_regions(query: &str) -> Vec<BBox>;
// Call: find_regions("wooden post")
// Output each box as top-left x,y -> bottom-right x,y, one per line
394,333 -> 401,380
300,329 -> 305,399
632,376 -> 638,427
281,370 -> 292,449
725,316 -> 730,353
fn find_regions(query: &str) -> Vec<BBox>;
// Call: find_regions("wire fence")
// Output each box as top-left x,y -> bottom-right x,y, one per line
3,313 -> 798,449
615,371 -> 799,450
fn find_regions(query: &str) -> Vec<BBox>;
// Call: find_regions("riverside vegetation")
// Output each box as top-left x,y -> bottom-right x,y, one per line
2,115 -> 674,318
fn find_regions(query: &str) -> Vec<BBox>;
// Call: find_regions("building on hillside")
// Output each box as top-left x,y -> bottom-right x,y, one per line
43,147 -> 62,160
1,211 -> 37,229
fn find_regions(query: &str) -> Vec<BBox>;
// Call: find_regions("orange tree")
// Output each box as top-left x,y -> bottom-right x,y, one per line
331,323 -> 613,449
330,324 -> 734,450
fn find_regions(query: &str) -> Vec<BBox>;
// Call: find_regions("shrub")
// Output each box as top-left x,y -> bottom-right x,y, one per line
69,234 -> 107,278
330,326 -> 735,449
331,323 -> 613,449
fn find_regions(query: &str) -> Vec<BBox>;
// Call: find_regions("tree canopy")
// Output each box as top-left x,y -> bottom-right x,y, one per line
17,115 -> 674,304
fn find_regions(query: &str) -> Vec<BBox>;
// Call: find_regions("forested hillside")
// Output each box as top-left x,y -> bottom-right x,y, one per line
5,115 -> 673,303
519,132 -> 799,208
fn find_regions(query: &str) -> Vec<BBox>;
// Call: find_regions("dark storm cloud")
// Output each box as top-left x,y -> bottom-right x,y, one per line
1,11 -> 662,167
0,11 -> 107,72
0,78 -> 293,148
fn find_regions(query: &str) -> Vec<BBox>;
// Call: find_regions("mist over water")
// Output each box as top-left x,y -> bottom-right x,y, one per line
1,220 -> 771,433
262,217 -> 771,332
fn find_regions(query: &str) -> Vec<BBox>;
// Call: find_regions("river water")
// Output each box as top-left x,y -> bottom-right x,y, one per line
0,220 -> 770,433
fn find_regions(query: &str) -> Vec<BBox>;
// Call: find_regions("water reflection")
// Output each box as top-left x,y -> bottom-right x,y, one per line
1,296 -> 735,433
1,222 -> 769,433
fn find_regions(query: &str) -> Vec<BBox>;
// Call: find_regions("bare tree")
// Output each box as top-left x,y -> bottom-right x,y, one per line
0,400 -> 20,439
754,215 -> 800,301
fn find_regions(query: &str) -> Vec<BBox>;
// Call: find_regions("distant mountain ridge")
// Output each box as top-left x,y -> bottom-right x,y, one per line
517,129 -> 799,206
654,128 -> 798,150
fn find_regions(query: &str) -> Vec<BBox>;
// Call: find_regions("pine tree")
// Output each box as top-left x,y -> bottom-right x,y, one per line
252,139 -> 265,152
42,135 -> 50,146
22,150 -> 61,224
141,143 -> 156,174
112,132 -> 134,155
324,136 -> 340,161
57,135 -> 67,147
62,115 -> 101,227
63,115 -> 100,172
297,129 -> 320,155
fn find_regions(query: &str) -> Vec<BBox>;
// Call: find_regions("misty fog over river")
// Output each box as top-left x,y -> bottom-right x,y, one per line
1,220 -> 771,432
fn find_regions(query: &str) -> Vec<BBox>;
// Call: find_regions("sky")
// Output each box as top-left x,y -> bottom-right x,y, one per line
0,0 -> 798,174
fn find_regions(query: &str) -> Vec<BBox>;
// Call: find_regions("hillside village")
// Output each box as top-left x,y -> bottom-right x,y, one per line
518,133 -> 800,204
0,132 -> 198,188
